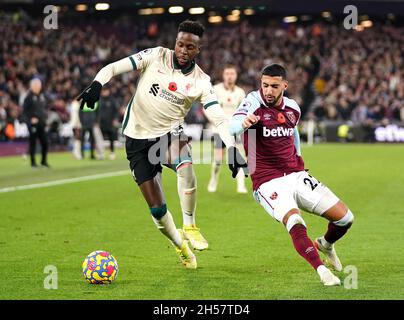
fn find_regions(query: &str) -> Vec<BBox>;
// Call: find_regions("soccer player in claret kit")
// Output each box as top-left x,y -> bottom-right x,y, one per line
229,64 -> 354,286
77,20 -> 247,269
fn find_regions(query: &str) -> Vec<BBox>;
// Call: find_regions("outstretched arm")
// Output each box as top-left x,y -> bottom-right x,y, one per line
95,47 -> 162,85
229,92 -> 261,135
204,104 -> 249,178
293,127 -> 301,156
93,56 -> 137,86
77,47 -> 161,110
200,80 -> 236,148
204,103 -> 235,148
230,113 -> 260,135
77,57 -> 135,110
200,83 -> 248,178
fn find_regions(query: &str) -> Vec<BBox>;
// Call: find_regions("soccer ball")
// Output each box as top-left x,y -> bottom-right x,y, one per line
82,250 -> 118,284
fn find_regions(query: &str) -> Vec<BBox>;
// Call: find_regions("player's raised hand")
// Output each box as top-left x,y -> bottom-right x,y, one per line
77,81 -> 102,110
242,114 -> 260,129
228,146 -> 249,178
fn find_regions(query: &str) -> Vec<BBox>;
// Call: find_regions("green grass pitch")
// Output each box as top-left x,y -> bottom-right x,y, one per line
0,143 -> 403,299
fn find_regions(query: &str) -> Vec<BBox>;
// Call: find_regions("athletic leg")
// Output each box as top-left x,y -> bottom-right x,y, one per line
138,173 -> 182,248
315,201 -> 354,271
283,209 -> 341,286
38,125 -> 49,166
322,201 -> 354,244
89,127 -> 95,159
80,128 -> 87,159
295,171 -> 354,271
235,140 -> 247,193
28,126 -> 37,167
109,129 -> 116,159
255,175 -> 340,285
126,135 -> 197,268
166,133 -> 208,250
138,174 -> 196,269
72,128 -> 82,160
109,130 -> 115,152
207,134 -> 224,193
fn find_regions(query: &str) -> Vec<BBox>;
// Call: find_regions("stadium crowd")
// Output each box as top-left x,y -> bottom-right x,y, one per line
0,10 -> 403,142
310,24 -> 404,126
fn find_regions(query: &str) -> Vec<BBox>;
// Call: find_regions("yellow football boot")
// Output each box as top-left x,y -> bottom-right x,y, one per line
174,232 -> 197,269
182,224 -> 209,251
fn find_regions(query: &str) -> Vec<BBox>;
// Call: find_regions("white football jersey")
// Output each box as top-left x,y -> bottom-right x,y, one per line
93,46 -> 235,147
211,82 -> 245,133
121,47 -> 218,139
214,83 -> 245,118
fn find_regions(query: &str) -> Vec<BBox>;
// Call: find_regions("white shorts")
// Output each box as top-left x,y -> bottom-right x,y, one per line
253,171 -> 340,223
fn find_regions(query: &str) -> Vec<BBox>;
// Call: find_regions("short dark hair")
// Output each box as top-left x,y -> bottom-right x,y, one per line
178,20 -> 205,38
262,64 -> 287,79
223,64 -> 238,72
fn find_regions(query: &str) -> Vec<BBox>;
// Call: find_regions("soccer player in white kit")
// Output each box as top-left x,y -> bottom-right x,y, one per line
229,64 -> 354,286
77,21 -> 247,269
207,65 -> 248,193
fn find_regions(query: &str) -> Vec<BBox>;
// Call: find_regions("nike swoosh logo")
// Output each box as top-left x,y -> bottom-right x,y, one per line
157,69 -> 166,74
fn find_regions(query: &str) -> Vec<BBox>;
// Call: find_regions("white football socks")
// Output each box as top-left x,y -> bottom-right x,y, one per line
152,211 -> 183,248
236,168 -> 246,189
210,161 -> 221,183
177,163 -> 197,226
73,140 -> 82,160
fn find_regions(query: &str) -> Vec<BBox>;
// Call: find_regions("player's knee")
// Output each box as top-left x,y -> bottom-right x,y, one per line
281,208 -> 299,226
333,209 -> 354,228
284,213 -> 307,233
149,204 -> 167,220
173,155 -> 192,170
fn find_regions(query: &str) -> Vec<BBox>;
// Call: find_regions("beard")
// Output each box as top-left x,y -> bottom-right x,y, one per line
266,92 -> 283,106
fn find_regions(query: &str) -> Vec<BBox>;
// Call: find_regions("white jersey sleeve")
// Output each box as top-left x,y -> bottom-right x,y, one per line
204,104 -> 235,148
229,91 -> 262,135
93,47 -> 162,86
199,80 -> 219,110
200,80 -> 235,148
130,47 -> 163,71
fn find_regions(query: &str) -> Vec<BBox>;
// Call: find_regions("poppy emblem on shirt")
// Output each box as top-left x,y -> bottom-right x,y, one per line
168,82 -> 177,92
286,111 -> 296,124
185,83 -> 192,93
277,113 -> 286,124
270,192 -> 278,200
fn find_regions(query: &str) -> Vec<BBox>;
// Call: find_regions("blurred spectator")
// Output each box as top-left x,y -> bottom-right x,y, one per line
22,78 -> 50,167
79,109 -> 97,160
68,99 -> 82,160
99,88 -> 120,160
